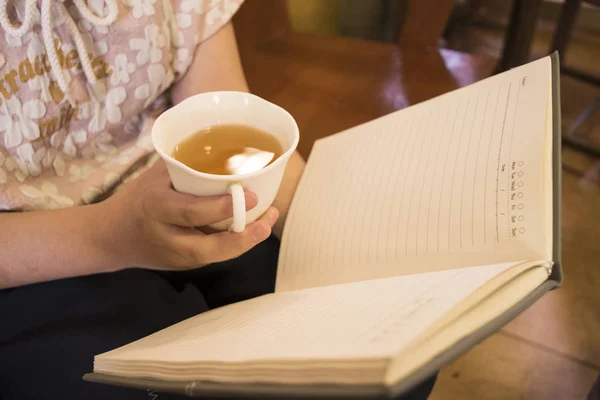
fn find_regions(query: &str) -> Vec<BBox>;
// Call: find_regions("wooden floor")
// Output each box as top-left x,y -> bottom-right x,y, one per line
428,24 -> 600,400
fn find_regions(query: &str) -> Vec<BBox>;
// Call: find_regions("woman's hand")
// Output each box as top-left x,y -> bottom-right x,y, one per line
102,160 -> 279,271
0,160 -> 278,289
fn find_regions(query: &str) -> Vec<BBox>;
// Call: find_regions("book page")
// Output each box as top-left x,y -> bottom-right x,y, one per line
94,262 -> 525,385
386,263 -> 550,385
277,56 -> 553,292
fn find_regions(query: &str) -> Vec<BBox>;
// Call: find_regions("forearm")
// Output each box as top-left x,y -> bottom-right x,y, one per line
0,204 -> 117,289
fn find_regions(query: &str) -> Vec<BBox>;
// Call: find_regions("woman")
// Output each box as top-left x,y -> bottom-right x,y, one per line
0,1 -> 436,399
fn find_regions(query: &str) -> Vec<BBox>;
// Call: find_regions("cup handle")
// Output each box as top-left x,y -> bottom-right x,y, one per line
229,183 -> 246,233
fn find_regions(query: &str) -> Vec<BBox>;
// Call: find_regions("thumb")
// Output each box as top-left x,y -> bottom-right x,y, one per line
191,208 -> 279,264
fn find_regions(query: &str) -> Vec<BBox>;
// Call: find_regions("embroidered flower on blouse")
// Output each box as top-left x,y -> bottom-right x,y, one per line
0,151 -> 8,184
82,132 -> 116,159
223,0 -> 240,14
19,182 -> 75,209
123,0 -> 157,20
5,30 -> 34,48
171,13 -> 191,47
0,153 -> 23,183
173,48 -> 191,75
129,24 -> 166,66
80,32 -> 109,58
181,0 -> 204,14
37,129 -> 80,177
86,83 -> 127,133
110,54 -> 136,85
75,7 -> 109,35
134,63 -> 169,107
0,97 -> 46,148
14,143 -> 38,177
176,12 -> 192,29
205,4 -> 225,26
14,142 -> 56,177
69,163 -> 96,182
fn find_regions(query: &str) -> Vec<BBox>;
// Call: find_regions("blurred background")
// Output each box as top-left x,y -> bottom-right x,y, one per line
232,1 -> 600,398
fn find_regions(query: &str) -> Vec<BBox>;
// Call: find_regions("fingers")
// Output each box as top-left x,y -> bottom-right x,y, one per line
177,207 -> 279,266
155,190 -> 259,227
144,160 -> 259,227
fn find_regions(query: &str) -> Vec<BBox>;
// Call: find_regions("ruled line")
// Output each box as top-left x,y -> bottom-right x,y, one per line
360,126 -> 384,264
404,115 -> 428,257
371,120 -> 400,263
389,118 -> 418,259
365,121 -> 397,264
306,144 -> 334,275
484,87 -> 501,245
329,133 -> 357,272
343,130 -> 372,268
438,101 -> 461,252
381,120 -> 408,262
385,118 -> 415,261
449,97 -> 470,250
496,82 -> 512,242
289,152 -> 321,276
426,105 -> 450,253
459,93 -> 480,248
472,89 -> 491,246
416,109 -> 442,255
395,116 -> 422,258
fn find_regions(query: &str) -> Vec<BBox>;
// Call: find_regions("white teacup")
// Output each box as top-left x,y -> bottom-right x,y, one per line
151,91 -> 299,233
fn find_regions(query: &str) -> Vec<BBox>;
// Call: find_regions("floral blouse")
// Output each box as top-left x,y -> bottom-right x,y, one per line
0,0 -> 243,211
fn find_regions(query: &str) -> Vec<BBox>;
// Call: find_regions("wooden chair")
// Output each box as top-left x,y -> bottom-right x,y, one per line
498,0 -> 600,158
551,0 -> 600,158
232,0 -> 496,158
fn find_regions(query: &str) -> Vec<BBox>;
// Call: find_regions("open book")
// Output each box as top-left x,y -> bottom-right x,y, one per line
84,53 -> 562,398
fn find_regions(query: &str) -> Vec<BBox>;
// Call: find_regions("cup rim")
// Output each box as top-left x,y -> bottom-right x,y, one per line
152,91 -> 300,181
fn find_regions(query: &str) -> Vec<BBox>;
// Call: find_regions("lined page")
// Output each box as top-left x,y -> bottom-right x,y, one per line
96,262 -> 521,383
277,56 -> 552,292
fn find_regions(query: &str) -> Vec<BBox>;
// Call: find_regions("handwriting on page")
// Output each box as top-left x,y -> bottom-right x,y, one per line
279,59 -> 549,287
100,263 -> 521,363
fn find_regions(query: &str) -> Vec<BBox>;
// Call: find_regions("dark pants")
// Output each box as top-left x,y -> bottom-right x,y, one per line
589,375 -> 600,400
0,236 -> 437,400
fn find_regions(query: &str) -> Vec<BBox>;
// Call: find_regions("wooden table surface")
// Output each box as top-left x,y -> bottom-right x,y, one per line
241,32 -> 497,158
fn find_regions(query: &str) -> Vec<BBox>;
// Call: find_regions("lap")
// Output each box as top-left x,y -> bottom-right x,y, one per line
0,236 -> 280,400
0,268 -> 201,399
0,235 -> 436,400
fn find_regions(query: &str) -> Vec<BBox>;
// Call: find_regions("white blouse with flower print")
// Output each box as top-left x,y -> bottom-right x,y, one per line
0,0 -> 244,211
